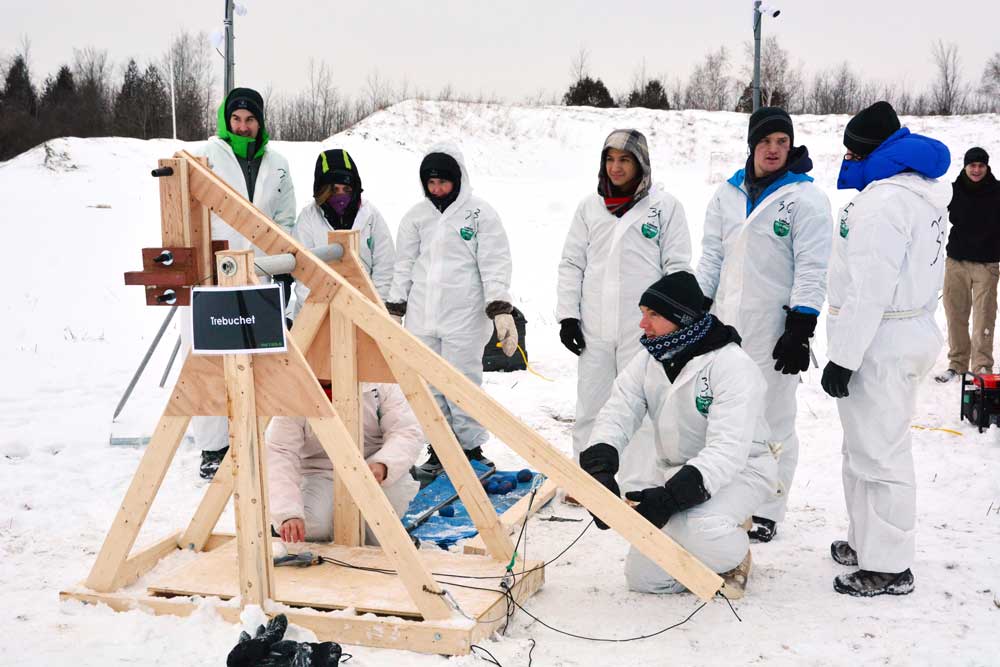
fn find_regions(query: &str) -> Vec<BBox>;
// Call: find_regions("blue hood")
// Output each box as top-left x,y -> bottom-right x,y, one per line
837,127 -> 951,191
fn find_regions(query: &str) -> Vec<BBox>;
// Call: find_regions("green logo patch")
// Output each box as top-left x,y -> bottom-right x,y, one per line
695,395 -> 713,415
460,226 -> 476,241
367,236 -> 374,250
839,220 -> 849,238
773,219 -> 790,237
641,222 -> 659,239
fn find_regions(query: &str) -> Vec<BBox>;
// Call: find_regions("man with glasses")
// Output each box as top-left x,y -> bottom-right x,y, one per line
822,101 -> 950,597
696,107 -> 832,543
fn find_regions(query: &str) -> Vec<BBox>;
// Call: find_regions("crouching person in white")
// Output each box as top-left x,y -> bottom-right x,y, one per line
579,272 -> 777,595
266,383 -> 423,544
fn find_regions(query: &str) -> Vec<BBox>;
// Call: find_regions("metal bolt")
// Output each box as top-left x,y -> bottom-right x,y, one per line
434,633 -> 442,641
220,257 -> 238,276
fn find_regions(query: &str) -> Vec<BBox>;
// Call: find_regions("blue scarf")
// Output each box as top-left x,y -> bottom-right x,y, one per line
640,313 -> 713,362
837,127 -> 950,191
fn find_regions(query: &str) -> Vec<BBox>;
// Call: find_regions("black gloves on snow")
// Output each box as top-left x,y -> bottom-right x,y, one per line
579,442 -> 620,530
772,306 -> 817,374
227,613 -> 343,667
624,465 -> 710,529
821,361 -> 853,398
385,301 -> 407,317
559,318 -> 586,356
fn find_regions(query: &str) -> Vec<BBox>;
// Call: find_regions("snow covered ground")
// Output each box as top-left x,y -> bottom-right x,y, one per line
1,101 -> 998,665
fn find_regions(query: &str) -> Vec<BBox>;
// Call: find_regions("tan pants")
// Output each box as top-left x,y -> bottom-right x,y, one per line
943,258 -> 999,372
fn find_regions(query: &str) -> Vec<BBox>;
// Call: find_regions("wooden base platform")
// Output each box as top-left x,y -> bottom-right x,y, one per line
61,533 -> 544,656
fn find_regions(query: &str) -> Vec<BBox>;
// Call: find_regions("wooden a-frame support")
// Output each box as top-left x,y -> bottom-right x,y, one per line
62,151 -> 722,656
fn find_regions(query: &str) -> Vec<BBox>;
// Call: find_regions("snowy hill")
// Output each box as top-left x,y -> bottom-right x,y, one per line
1,101 -> 998,665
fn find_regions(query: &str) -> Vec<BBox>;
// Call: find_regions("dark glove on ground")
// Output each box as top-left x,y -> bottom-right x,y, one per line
772,306 -> 818,374
821,361 -> 853,398
385,301 -> 407,317
485,300 -> 514,318
257,640 -> 343,667
559,318 -> 585,355
579,443 -> 620,529
227,614 -> 289,667
624,465 -> 710,529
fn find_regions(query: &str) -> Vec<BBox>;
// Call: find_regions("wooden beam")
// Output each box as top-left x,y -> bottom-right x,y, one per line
158,158 -> 190,246
179,448 -> 234,552
331,233 -> 364,547
187,156 -> 214,286
220,250 -> 274,608
383,349 -> 514,563
308,416 -> 453,621
463,479 -> 559,556
111,531 -> 182,590
179,150 -> 721,600
333,287 -> 723,601
85,414 -> 190,592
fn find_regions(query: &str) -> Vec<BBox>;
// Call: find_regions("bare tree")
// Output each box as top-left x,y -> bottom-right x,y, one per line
978,52 -> 1000,112
569,46 -> 590,83
930,40 -> 967,115
163,31 -> 214,140
685,46 -> 735,111
739,36 -> 802,110
71,47 -> 113,136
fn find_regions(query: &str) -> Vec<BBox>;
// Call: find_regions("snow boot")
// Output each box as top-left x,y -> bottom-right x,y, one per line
934,368 -> 959,383
834,568 -> 914,597
199,447 -> 229,480
411,445 -> 494,487
718,550 -> 752,600
830,540 -> 859,566
747,516 -> 777,542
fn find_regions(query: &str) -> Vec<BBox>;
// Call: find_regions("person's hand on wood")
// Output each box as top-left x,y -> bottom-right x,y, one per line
280,518 -> 305,543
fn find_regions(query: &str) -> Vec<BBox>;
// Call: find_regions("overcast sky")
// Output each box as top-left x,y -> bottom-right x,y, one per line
5,1 -> 998,105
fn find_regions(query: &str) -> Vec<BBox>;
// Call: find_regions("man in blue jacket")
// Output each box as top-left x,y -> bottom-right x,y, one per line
822,101 -> 951,597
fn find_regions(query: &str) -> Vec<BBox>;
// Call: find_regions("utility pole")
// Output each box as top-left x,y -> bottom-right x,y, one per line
224,0 -> 235,96
753,0 -> 762,112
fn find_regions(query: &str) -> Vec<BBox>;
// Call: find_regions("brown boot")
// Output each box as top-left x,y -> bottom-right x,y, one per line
719,550 -> 752,600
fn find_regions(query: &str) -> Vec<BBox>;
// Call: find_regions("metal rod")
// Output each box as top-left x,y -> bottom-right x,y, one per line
112,305 -> 178,421
753,1 -> 762,112
405,467 -> 496,533
159,335 -> 183,388
223,0 -> 235,96
252,243 -> 345,277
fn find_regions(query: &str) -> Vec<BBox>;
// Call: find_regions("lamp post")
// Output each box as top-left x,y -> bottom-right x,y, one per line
752,1 -> 780,112
224,0 -> 235,96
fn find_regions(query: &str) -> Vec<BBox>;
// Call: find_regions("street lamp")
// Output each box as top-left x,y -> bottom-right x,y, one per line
752,1 -> 781,112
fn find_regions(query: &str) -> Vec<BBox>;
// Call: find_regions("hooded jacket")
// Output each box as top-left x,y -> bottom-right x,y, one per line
946,169 -> 1000,263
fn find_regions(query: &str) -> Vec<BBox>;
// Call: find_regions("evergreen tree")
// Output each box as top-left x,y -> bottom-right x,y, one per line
39,65 -> 78,139
626,80 -> 670,110
0,55 -> 40,160
140,63 -> 171,138
114,59 -> 144,137
563,76 -> 616,108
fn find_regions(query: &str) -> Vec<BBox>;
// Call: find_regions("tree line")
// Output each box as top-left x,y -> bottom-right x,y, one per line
2,34 -> 999,162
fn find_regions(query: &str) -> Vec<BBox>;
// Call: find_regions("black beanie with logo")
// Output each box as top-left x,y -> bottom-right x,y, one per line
225,87 -> 265,130
313,149 -> 362,197
748,106 -> 794,148
639,271 -> 706,327
844,101 -> 900,157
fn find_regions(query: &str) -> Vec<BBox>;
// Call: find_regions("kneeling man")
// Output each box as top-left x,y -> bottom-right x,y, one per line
267,383 -> 423,544
580,272 -> 777,594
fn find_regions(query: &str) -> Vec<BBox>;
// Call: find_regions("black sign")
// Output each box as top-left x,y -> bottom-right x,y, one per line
191,285 -> 286,354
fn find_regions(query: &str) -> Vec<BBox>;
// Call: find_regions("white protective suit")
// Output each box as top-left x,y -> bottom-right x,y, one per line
557,186 -> 692,464
827,172 -> 950,573
696,171 -> 831,522
588,342 -> 778,593
266,383 -> 423,544
291,200 -> 396,317
388,143 -> 512,450
184,136 -> 297,452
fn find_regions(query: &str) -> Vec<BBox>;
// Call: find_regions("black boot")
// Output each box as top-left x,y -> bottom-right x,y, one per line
199,447 -> 229,480
830,540 -> 859,566
747,516 -> 777,542
411,445 -> 442,486
834,568 -> 914,597
465,446 -> 494,469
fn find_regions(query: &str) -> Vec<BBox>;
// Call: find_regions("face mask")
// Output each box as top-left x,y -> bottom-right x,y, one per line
837,159 -> 867,191
327,193 -> 353,215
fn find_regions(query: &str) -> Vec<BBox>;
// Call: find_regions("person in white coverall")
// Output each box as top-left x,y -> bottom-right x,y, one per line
695,107 -> 831,542
185,87 -> 297,480
579,272 -> 777,595
290,148 -> 395,316
386,143 -> 518,479
266,383 -> 422,544
822,101 -> 951,597
556,129 -> 692,477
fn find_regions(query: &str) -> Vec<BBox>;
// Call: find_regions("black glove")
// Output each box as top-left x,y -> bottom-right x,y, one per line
821,361 -> 853,398
579,443 -> 620,530
772,306 -> 818,374
227,614 -> 289,667
485,300 -> 514,318
703,296 -> 714,311
559,318 -> 585,356
385,301 -> 407,317
624,465 -> 710,529
257,640 -> 343,667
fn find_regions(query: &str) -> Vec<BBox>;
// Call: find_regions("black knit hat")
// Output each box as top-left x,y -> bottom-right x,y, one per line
844,101 -> 900,157
639,271 -> 705,327
313,149 -> 362,197
748,107 -> 793,148
965,147 -> 989,166
225,87 -> 265,127
420,152 -> 461,185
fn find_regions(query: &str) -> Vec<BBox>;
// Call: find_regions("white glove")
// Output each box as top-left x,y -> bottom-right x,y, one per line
493,313 -> 518,357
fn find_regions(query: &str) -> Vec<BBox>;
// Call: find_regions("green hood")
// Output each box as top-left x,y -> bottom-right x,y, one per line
216,100 -> 269,159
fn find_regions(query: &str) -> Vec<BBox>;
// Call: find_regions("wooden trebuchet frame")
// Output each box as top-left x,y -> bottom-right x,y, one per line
175,150 -> 722,600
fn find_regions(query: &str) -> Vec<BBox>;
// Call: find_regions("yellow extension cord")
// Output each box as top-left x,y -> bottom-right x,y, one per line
495,343 -> 554,382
